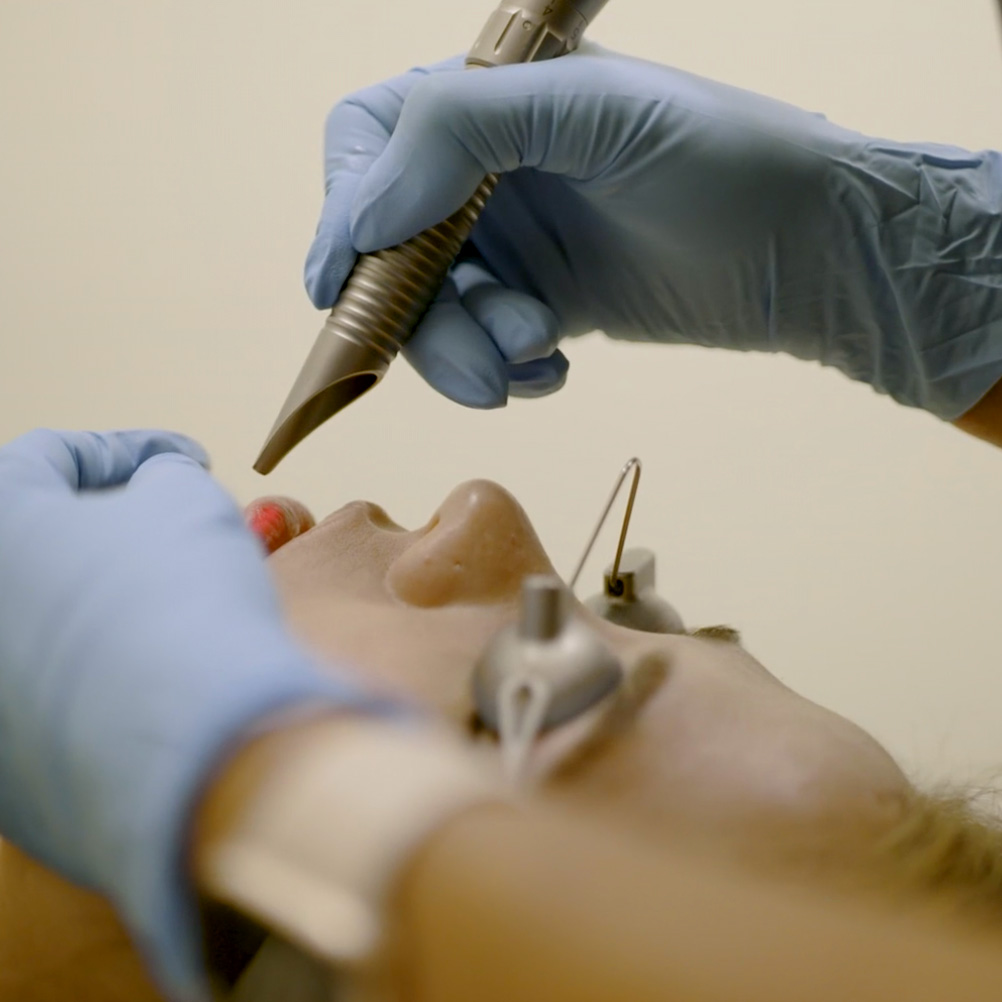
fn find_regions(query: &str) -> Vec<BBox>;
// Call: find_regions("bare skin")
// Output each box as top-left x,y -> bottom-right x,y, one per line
268,480 -> 910,870
0,479 -> 925,1001
954,380 -> 1002,448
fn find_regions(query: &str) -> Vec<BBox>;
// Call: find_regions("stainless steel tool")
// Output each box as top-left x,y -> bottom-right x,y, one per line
253,0 -> 611,474
473,574 -> 623,783
585,547 -> 685,634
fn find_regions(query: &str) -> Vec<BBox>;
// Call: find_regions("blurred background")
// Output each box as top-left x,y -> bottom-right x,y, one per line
1,0 -> 1000,785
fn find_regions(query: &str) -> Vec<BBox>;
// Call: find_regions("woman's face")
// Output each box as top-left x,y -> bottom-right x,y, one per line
251,480 -> 910,872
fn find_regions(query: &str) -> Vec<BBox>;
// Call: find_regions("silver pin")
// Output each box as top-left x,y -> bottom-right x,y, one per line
568,457 -> 641,594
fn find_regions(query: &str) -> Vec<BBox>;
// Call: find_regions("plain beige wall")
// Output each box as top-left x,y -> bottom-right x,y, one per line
1,1 -> 1001,784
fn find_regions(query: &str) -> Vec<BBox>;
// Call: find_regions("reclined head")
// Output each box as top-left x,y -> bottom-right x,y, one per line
248,479 -> 927,883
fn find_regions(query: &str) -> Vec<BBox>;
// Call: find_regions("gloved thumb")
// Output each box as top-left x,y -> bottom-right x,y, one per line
0,429 -> 209,497
349,51 -> 612,252
127,451 -> 247,528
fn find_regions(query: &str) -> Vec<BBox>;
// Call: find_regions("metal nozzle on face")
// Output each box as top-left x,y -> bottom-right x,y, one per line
253,0 -> 612,474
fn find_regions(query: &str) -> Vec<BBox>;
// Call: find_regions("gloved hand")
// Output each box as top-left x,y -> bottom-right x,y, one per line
305,43 -> 1002,419
0,429 -> 389,1001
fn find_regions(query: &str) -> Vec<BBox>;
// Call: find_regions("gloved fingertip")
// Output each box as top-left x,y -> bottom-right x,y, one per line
125,452 -> 245,525
127,446 -> 221,496
100,429 -> 210,470
348,189 -> 399,255
303,238 -> 334,309
305,168 -> 368,307
141,452 -> 204,471
463,284 -> 562,365
507,352 -> 570,399
421,346 -> 510,409
401,303 -> 509,408
304,228 -> 358,311
452,371 -> 509,409
149,432 -> 210,470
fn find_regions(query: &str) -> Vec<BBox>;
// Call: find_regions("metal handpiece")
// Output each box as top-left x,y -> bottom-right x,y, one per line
585,548 -> 686,634
254,0 -> 612,474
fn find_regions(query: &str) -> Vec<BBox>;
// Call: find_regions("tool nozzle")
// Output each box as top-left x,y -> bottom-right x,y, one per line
252,329 -> 388,475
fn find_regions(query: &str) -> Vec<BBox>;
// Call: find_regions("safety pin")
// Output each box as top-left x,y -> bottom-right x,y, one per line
568,457 -> 641,593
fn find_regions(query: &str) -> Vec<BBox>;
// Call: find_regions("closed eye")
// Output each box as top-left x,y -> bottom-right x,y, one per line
688,624 -> 742,645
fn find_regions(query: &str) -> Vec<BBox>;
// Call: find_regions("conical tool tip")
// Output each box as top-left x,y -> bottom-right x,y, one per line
253,329 -> 390,475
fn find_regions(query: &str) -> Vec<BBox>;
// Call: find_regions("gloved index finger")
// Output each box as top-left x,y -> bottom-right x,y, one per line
349,50 -> 621,253
321,56 -> 466,185
0,429 -> 209,496
305,56 -> 466,309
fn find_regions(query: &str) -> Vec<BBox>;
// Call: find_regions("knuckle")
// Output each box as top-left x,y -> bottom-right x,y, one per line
403,71 -> 465,131
10,427 -> 71,461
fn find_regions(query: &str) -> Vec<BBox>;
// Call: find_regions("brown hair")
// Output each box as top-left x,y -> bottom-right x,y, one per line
864,786 -> 1002,926
689,626 -> 1002,924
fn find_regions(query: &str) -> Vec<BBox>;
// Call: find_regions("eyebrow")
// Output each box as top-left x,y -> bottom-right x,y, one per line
688,625 -> 742,645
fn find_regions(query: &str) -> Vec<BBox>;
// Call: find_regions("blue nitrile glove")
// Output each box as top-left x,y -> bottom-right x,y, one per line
0,429 -> 391,1002
305,43 -> 1002,419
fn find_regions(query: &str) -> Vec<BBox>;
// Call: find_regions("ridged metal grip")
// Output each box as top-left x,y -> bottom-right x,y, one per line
254,0 -> 610,473
329,0 -> 598,366
327,0 -> 599,367
320,175 -> 498,365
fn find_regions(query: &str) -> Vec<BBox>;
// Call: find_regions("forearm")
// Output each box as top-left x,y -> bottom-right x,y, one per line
196,718 -> 1002,1002
0,842 -> 162,1002
870,143 -> 1002,420
394,805 -> 1002,1002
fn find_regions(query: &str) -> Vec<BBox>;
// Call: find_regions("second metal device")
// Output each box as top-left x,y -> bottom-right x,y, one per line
254,0 -> 611,474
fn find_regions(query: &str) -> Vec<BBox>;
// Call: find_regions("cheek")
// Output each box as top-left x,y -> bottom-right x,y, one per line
278,597 -> 509,726
546,678 -> 909,865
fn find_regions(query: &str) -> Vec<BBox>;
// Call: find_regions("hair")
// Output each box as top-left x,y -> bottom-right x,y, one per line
861,785 -> 1002,927
689,624 -> 1002,926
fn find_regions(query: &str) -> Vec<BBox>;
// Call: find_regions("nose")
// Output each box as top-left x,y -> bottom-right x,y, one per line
386,480 -> 556,607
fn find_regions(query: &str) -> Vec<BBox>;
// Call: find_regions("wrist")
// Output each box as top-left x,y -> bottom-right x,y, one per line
855,143 -> 1002,418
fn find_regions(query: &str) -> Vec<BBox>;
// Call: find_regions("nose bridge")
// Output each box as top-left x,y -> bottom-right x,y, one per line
435,479 -> 526,534
388,479 -> 555,608
432,479 -> 547,577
